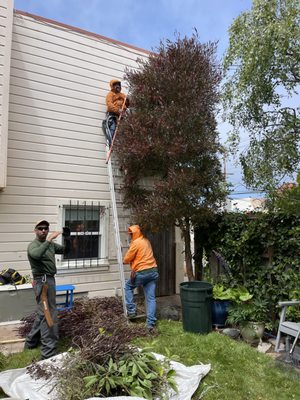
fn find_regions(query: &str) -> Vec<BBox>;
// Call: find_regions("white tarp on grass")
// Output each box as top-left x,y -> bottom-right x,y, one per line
0,353 -> 210,400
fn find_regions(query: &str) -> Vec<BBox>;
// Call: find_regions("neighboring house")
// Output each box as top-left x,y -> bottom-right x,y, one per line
226,197 -> 266,212
0,0 -> 184,299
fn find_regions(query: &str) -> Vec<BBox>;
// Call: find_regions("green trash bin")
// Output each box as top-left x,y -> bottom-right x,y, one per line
180,281 -> 213,334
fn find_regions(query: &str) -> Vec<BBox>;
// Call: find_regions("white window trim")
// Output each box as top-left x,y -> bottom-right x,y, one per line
56,199 -> 110,271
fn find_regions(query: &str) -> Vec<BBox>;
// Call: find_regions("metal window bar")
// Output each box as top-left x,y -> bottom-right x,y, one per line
90,201 -> 93,268
64,200 -> 103,269
76,199 -> 79,269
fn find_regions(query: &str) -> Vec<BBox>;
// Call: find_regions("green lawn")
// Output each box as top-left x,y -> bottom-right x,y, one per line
134,320 -> 300,400
1,320 -> 300,400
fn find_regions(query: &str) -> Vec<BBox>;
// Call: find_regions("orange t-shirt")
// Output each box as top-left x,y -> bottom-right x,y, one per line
123,225 -> 157,272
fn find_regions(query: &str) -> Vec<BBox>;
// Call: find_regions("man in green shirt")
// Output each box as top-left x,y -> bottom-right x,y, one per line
24,220 -> 69,359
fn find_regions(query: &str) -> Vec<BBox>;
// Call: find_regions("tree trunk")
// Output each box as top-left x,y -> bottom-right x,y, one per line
194,225 -> 204,280
182,218 -> 194,281
194,243 -> 203,281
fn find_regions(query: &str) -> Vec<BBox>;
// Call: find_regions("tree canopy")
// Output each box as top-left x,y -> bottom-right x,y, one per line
268,173 -> 300,213
115,33 -> 227,280
223,0 -> 300,190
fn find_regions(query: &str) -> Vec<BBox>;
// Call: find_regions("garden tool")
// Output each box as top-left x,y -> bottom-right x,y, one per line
41,284 -> 54,328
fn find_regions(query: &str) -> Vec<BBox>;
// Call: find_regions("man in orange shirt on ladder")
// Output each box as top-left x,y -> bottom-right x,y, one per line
102,79 -> 129,148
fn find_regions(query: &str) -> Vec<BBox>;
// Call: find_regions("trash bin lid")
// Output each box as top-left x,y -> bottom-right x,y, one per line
180,281 -> 212,291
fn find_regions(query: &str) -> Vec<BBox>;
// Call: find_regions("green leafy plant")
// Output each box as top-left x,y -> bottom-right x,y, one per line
226,298 -> 269,327
83,349 -> 177,399
58,348 -> 178,400
204,211 -> 300,327
28,346 -> 178,400
286,290 -> 300,321
286,305 -> 300,323
213,284 -> 252,303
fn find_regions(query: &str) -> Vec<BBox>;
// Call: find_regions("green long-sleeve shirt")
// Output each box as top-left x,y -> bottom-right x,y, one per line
27,239 -> 65,277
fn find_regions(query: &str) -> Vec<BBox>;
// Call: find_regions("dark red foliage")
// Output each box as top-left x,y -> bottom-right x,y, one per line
18,313 -> 36,338
114,32 -> 227,232
19,296 -> 151,365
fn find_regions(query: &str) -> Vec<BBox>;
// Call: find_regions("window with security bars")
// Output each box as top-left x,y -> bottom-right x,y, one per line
61,201 -> 108,269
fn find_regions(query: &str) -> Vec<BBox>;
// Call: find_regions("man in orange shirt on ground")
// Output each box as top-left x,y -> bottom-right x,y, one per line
123,225 -> 159,331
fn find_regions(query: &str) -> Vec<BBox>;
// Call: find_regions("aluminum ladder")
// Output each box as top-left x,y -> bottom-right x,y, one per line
107,154 -> 146,322
106,152 -> 127,317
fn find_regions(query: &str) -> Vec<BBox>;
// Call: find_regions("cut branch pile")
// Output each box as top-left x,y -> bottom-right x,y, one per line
20,296 -> 149,364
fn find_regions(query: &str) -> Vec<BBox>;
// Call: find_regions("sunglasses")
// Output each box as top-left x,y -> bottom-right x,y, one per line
37,226 -> 49,231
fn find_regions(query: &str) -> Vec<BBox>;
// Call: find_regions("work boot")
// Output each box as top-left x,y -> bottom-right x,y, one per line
127,311 -> 137,319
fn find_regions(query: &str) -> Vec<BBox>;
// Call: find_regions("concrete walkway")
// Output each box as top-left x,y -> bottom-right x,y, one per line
0,321 -> 25,355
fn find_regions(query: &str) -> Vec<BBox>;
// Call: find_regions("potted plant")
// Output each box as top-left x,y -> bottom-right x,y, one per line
212,284 -> 252,328
226,298 -> 268,345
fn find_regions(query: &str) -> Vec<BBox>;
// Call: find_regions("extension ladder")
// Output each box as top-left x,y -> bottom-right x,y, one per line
104,97 -> 146,321
107,154 -> 147,321
106,153 -> 127,317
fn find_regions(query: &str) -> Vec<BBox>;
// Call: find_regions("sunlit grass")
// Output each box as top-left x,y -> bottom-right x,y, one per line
0,347 -> 40,399
1,320 -> 300,400
134,320 -> 300,400
1,347 -> 39,371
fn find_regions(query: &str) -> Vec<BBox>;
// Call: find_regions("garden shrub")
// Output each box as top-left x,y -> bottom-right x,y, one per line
202,211 -> 300,324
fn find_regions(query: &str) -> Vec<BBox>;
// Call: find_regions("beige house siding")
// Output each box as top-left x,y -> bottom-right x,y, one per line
0,6 -> 149,297
0,0 -> 13,189
0,4 -> 185,301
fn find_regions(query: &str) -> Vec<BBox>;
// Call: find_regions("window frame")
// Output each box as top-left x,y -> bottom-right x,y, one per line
56,199 -> 110,271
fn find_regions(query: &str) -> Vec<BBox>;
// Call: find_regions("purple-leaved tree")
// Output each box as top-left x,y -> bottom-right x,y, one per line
115,33 -> 227,281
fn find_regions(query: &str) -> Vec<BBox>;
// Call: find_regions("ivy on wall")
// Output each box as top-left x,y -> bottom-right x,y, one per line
199,212 -> 300,320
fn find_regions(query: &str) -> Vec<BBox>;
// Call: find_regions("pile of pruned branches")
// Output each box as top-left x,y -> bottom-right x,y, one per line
20,296 -> 149,364
21,297 -> 177,399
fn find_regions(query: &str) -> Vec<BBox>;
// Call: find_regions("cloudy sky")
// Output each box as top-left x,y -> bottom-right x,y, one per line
14,0 -> 256,196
